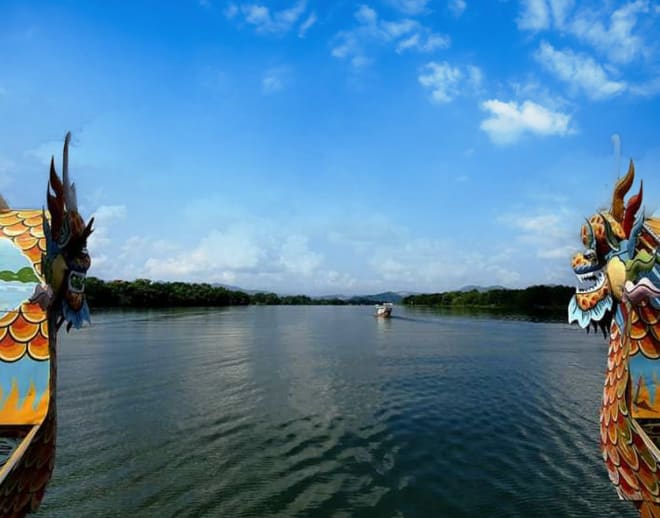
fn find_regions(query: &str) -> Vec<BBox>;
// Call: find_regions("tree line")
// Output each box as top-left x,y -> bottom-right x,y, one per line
402,285 -> 574,313
85,277 -> 355,308
85,278 -> 575,313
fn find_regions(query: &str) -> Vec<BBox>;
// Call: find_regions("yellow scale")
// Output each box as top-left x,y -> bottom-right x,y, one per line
0,209 -> 50,484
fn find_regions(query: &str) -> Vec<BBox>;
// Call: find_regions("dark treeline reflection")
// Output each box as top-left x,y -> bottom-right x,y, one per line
403,285 -> 574,313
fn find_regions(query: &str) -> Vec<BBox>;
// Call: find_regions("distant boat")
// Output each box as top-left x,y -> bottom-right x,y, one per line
375,302 -> 393,318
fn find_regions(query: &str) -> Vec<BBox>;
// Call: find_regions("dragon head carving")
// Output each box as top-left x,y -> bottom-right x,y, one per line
569,161 -> 644,334
41,132 -> 94,332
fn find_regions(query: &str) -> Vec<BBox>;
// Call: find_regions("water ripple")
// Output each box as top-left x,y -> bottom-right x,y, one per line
38,306 -> 637,517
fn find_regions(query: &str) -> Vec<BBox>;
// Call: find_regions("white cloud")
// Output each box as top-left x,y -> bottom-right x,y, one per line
243,4 -> 270,25
356,4 -> 378,24
449,0 -> 467,17
87,205 -> 127,275
517,1 -> 654,65
298,12 -> 317,38
387,0 -> 431,15
516,0 -> 574,30
630,77 -> 660,97
145,228 -> 264,279
535,42 -> 626,99
569,1 -> 650,64
418,61 -> 482,103
278,236 -> 323,275
396,32 -> 449,53
235,1 -> 307,34
480,99 -> 573,145
517,0 -> 550,30
498,209 -> 579,261
92,205 -> 127,221
548,0 -> 573,27
262,67 -> 288,93
331,6 -> 449,68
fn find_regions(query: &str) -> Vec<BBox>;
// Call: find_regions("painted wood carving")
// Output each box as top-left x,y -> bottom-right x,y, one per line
0,132 -> 93,516
569,161 -> 660,517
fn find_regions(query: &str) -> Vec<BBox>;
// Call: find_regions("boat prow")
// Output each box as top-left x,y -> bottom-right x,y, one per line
375,302 -> 393,318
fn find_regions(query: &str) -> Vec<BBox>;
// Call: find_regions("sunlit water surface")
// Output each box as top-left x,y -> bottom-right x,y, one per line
38,306 -> 636,517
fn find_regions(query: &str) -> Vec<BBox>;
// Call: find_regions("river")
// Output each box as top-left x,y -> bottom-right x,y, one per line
38,305 -> 635,517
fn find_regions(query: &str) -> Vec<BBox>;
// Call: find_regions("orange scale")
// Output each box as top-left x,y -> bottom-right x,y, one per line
23,215 -> 43,227
639,304 -> 660,326
608,420 -> 620,445
615,382 -> 627,402
618,439 -> 639,470
0,311 -> 18,328
8,314 -> 39,343
15,210 -> 40,219
23,241 -> 41,256
40,320 -> 49,338
607,464 -> 620,485
20,303 -> 46,324
630,341 -> 641,356
0,212 -> 21,226
617,477 -> 641,501
28,333 -> 49,361
638,463 -> 660,496
611,400 -> 620,422
14,232 -> 38,251
1,223 -> 27,237
631,322 -> 649,340
0,333 -> 26,362
638,336 -> 660,359
630,309 -> 641,324
619,461 -> 641,492
29,228 -> 45,241
601,422 -> 608,444
650,325 -> 660,343
616,362 -> 626,380
607,444 -> 621,467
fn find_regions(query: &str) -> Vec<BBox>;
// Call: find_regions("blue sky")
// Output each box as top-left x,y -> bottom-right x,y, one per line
1,0 -> 660,295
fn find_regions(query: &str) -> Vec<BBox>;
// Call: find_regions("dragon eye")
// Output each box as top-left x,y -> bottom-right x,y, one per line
584,249 -> 596,261
68,271 -> 86,293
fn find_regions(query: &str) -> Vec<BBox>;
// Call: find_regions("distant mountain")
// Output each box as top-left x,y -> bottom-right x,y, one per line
459,285 -> 506,293
211,283 -> 263,295
348,291 -> 404,304
209,285 -> 410,303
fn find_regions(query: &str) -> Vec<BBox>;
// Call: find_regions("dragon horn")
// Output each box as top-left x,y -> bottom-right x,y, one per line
599,213 -> 621,251
82,217 -> 95,239
584,218 -> 596,249
623,180 -> 643,237
49,156 -> 63,198
62,131 -> 78,212
48,157 -> 64,237
612,159 -> 635,221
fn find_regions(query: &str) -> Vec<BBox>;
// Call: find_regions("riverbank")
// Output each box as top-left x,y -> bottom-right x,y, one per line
86,277 -> 573,317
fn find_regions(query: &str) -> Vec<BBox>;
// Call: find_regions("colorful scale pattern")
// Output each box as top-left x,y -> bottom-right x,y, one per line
601,316 -> 660,503
0,210 -> 48,363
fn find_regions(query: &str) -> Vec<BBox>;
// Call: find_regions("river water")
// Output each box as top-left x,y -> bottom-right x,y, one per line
38,306 -> 636,517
